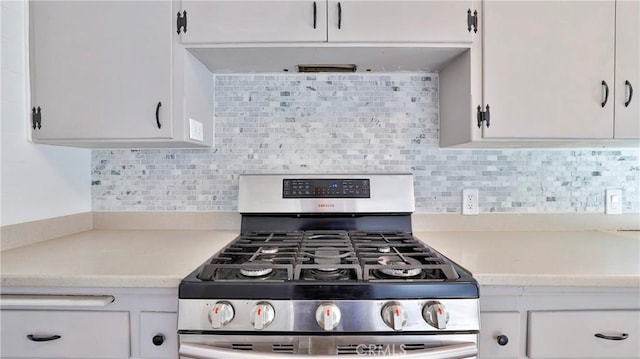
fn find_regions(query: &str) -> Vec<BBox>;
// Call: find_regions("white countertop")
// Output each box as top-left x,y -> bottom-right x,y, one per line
415,230 -> 640,288
1,229 -> 638,288
0,230 -> 238,288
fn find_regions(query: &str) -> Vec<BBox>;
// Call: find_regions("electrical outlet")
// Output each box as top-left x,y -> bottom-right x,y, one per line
189,118 -> 204,142
462,189 -> 479,215
605,189 -> 623,215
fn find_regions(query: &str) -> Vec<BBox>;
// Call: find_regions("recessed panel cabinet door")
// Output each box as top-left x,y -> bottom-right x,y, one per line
482,1 -> 615,139
30,1 -> 172,141
614,0 -> 640,139
180,1 -> 327,44
327,0 -> 473,43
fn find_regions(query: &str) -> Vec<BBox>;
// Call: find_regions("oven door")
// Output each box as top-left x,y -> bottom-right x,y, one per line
179,334 -> 477,359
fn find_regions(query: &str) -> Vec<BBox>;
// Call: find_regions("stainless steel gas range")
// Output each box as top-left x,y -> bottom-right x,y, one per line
178,174 -> 479,359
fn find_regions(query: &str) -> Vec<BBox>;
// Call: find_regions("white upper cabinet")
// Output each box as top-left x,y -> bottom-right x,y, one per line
30,1 -> 173,141
481,1 -> 615,139
614,0 -> 640,139
326,0 -> 473,43
29,1 -> 214,148
179,0 -> 474,44
180,0 -> 327,44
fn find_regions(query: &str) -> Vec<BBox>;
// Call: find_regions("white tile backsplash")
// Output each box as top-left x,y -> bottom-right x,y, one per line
92,74 -> 640,213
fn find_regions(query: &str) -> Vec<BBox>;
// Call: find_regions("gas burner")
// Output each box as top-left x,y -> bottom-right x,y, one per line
261,247 -> 279,254
313,247 -> 341,271
239,260 -> 274,277
379,266 -> 422,278
377,256 -> 423,278
308,234 -> 344,239
377,246 -> 391,253
240,267 -> 273,277
306,268 -> 352,280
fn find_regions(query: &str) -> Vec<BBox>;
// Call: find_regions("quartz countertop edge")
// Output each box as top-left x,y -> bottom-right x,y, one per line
1,229 -> 638,289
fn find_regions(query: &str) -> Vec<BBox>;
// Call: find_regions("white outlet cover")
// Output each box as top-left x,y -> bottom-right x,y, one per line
462,189 -> 479,215
189,118 -> 204,142
605,189 -> 623,215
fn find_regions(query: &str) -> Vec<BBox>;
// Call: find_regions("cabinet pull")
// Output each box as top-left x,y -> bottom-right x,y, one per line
337,2 -> 342,29
496,335 -> 509,346
313,1 -> 317,29
601,80 -> 609,108
624,80 -> 633,107
153,334 -> 165,346
27,334 -> 62,342
156,101 -> 162,129
595,333 -> 629,341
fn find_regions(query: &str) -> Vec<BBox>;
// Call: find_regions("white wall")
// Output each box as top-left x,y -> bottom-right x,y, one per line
1,0 -> 91,226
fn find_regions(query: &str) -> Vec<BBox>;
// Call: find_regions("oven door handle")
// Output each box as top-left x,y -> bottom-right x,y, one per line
179,342 -> 477,359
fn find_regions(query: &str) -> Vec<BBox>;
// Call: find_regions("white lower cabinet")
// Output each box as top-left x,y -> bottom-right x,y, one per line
140,312 -> 179,358
479,312 -> 520,358
0,310 -> 130,358
527,310 -> 640,359
0,288 -> 179,359
480,286 -> 640,359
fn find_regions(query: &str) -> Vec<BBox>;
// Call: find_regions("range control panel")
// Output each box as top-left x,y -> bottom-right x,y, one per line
283,179 -> 370,198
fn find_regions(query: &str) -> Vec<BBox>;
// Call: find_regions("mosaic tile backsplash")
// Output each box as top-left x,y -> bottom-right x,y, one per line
92,74 -> 640,213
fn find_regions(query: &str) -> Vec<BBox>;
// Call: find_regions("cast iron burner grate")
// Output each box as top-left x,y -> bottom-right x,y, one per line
196,230 -> 460,282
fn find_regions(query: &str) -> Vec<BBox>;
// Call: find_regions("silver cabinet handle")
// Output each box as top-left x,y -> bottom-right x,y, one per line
0,295 -> 114,308
180,342 -> 477,359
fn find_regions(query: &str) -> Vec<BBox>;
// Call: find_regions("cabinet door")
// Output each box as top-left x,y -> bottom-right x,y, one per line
479,312 -> 521,358
139,312 -> 178,358
482,1 -> 615,139
614,0 -> 640,139
180,1 -> 327,44
327,0 -> 473,43
30,1 -> 173,141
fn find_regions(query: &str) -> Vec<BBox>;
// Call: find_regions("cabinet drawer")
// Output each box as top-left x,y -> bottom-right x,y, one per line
528,310 -> 640,358
0,310 -> 129,358
480,312 -> 521,358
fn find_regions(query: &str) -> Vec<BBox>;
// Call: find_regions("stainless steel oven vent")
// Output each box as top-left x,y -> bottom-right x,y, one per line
336,344 -> 359,355
297,64 -> 357,73
272,344 -> 295,353
231,343 -> 253,351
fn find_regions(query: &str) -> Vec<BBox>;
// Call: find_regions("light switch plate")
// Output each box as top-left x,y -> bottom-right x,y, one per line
605,189 -> 623,215
189,118 -> 204,142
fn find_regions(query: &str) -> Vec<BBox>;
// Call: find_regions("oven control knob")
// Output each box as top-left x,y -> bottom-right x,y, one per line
381,302 -> 408,330
250,302 -> 275,330
209,302 -> 235,329
315,303 -> 341,331
422,301 -> 449,329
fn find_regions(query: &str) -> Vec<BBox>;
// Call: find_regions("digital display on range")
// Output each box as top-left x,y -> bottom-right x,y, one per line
283,179 -> 370,198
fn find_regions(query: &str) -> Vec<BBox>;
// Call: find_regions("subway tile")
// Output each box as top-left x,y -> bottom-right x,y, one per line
91,74 -> 640,213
